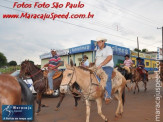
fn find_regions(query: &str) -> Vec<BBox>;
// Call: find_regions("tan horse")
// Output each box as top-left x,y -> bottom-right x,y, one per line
60,61 -> 126,122
0,74 -> 24,122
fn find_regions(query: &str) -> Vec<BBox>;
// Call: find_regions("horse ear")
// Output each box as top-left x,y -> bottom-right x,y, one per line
70,59 -> 74,67
64,60 -> 68,66
63,60 -> 70,68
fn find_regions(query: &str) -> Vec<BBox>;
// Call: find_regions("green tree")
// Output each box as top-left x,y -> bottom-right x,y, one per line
8,60 -> 17,66
0,52 -> 7,67
142,48 -> 148,53
134,48 -> 141,52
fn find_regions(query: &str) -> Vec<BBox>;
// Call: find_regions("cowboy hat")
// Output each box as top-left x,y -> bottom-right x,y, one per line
137,57 -> 141,60
83,55 -> 88,59
51,49 -> 56,52
96,37 -> 107,42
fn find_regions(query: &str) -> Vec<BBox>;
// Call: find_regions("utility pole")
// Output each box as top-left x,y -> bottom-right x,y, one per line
137,37 -> 139,57
157,27 -> 163,60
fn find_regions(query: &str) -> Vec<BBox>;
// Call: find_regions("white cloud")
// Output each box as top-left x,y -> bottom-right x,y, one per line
0,0 -> 162,64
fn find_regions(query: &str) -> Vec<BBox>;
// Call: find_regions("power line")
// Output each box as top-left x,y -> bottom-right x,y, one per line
3,0 -> 130,34
103,0 -> 162,26
0,4 -> 137,42
0,2 -> 160,49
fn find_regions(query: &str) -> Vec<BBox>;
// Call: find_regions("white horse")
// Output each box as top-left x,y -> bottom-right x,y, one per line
60,60 -> 126,122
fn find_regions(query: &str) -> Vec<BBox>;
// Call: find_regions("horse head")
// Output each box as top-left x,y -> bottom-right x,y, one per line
60,59 -> 76,93
19,60 -> 33,78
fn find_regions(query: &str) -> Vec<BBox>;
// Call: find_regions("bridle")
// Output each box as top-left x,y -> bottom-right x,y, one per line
60,67 -> 76,88
60,66 -> 100,100
20,61 -> 42,78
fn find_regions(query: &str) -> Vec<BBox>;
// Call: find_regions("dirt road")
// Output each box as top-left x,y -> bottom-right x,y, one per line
35,75 -> 163,122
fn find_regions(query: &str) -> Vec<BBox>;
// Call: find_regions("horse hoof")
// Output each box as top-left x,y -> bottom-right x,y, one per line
118,113 -> 122,118
114,116 -> 119,121
35,113 -> 39,116
41,104 -> 48,107
105,118 -> 108,122
73,106 -> 77,110
55,108 -> 59,111
36,110 -> 40,114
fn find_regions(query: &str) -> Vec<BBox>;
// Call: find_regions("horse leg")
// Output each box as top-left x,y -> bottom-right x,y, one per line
125,84 -> 130,92
144,81 -> 147,91
96,98 -> 108,122
130,82 -> 134,91
133,82 -> 137,94
85,100 -> 91,122
74,96 -> 79,110
119,88 -> 124,118
137,82 -> 139,93
114,93 -> 121,119
36,92 -> 42,113
55,93 -> 65,111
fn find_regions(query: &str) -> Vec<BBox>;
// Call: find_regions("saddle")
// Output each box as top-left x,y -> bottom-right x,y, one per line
112,71 -> 116,79
123,66 -> 131,74
43,70 -> 62,80
137,68 -> 146,75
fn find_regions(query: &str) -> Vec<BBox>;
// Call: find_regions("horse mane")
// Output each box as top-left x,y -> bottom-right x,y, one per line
34,65 -> 41,70
21,60 -> 41,71
77,66 -> 93,73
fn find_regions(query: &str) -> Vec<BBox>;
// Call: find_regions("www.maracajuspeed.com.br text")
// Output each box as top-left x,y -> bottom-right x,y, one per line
3,12 -> 94,20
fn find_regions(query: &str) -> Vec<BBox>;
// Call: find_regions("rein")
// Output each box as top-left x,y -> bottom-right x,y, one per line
24,62 -> 42,78
60,67 -> 75,87
20,61 -> 44,83
30,69 -> 42,78
61,67 -> 100,100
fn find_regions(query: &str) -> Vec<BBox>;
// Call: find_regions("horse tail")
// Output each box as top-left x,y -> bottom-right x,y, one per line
17,78 -> 34,105
17,78 -> 35,122
122,85 -> 125,105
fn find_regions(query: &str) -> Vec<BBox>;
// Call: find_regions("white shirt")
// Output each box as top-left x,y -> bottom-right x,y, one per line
84,59 -> 89,67
95,46 -> 114,68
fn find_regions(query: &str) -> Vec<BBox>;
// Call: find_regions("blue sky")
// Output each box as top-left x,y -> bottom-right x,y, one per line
0,0 -> 162,64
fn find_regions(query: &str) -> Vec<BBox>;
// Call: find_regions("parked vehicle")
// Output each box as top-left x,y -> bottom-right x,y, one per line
11,70 -> 59,97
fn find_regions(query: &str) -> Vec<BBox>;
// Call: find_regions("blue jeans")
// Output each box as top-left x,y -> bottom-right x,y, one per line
97,66 -> 113,98
47,70 -> 55,90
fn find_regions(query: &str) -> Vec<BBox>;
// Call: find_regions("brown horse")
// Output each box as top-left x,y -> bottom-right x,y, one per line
60,60 -> 126,122
131,67 -> 148,94
0,74 -> 23,122
159,61 -> 163,86
19,60 -> 80,113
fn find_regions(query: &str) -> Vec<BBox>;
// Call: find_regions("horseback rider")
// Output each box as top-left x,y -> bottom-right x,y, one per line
121,55 -> 133,67
136,57 -> 147,81
95,37 -> 114,104
44,49 -> 62,95
82,55 -> 90,68
120,54 -> 133,73
137,57 -> 145,69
